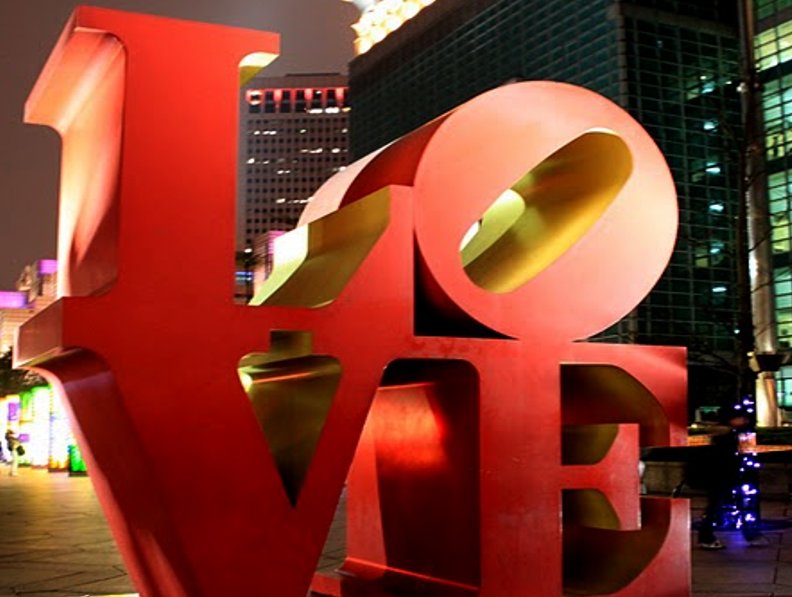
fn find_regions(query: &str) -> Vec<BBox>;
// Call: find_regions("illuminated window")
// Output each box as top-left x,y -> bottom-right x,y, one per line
247,90 -> 262,114
295,90 -> 306,112
264,91 -> 275,113
694,240 -> 726,268
756,20 -> 792,72
280,90 -> 292,113
757,0 -> 792,20
311,90 -> 323,110
776,268 -> 792,351
768,171 -> 792,254
686,74 -> 718,99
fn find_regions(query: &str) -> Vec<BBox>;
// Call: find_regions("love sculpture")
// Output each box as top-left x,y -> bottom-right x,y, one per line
15,6 -> 689,597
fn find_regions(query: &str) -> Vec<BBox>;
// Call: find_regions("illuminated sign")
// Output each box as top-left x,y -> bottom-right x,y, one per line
25,386 -> 51,467
16,7 -> 688,597
49,389 -> 71,471
0,292 -> 28,309
37,259 -> 58,275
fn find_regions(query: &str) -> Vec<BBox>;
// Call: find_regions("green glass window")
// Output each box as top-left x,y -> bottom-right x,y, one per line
756,20 -> 792,71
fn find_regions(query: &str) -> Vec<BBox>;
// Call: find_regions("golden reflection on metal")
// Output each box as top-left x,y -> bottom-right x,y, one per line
562,424 -> 618,466
561,364 -> 669,445
238,331 -> 341,505
563,499 -> 672,595
561,364 -> 674,595
462,131 -> 632,293
239,52 -> 278,86
563,489 -> 621,531
250,189 -> 390,307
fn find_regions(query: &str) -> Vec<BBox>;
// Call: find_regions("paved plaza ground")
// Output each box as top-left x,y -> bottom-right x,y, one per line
1,467 -> 792,596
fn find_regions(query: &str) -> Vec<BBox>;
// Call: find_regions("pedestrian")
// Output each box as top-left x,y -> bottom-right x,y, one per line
697,408 -> 768,549
5,429 -> 21,477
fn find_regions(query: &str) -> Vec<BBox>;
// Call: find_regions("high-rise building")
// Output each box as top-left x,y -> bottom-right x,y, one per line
237,73 -> 350,301
238,73 -> 350,248
347,0 -> 743,413
754,0 -> 792,407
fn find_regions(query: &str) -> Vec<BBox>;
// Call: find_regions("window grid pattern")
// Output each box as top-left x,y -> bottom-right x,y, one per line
612,15 -> 742,359
757,0 -> 792,22
242,113 -> 349,245
237,77 -> 350,246
350,0 -> 620,157
757,9 -> 792,406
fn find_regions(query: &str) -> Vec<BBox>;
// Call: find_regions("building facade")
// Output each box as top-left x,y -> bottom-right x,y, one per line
348,0 -> 743,414
755,0 -> 792,407
0,260 -> 57,354
0,259 -> 82,473
239,73 -> 350,248
237,73 -> 350,301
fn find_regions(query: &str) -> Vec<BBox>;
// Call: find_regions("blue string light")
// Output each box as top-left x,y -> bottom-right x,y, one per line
717,394 -> 761,531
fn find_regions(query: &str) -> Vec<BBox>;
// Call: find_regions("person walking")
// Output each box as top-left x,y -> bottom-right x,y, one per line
697,408 -> 768,549
5,429 -> 21,476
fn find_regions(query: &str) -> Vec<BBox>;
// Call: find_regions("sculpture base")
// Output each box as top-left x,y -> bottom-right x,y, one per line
312,561 -> 478,597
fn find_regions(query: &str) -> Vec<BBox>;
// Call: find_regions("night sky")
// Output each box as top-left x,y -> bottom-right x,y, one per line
0,0 -> 358,288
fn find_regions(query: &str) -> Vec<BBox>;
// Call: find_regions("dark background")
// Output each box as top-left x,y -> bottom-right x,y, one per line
0,0 -> 357,288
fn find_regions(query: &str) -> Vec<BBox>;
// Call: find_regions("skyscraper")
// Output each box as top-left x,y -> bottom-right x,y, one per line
347,0 -> 743,414
755,0 -> 792,408
239,73 -> 350,248
237,73 -> 350,299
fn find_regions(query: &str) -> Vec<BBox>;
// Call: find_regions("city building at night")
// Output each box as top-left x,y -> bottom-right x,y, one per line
239,72 -> 350,247
237,73 -> 350,300
347,0 -> 743,415
0,259 -> 76,473
755,0 -> 792,408
0,259 -> 56,353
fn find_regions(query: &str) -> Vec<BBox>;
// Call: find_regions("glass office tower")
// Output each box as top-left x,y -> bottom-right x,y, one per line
756,0 -> 792,407
349,0 -> 742,414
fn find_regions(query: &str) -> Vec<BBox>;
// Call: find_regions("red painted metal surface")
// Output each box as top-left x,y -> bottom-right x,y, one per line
15,7 -> 688,596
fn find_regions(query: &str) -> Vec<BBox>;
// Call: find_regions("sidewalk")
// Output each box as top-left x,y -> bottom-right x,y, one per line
689,496 -> 792,596
1,468 -> 792,596
0,469 -> 132,596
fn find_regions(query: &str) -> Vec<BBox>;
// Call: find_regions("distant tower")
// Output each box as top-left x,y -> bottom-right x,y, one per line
237,73 -> 350,299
